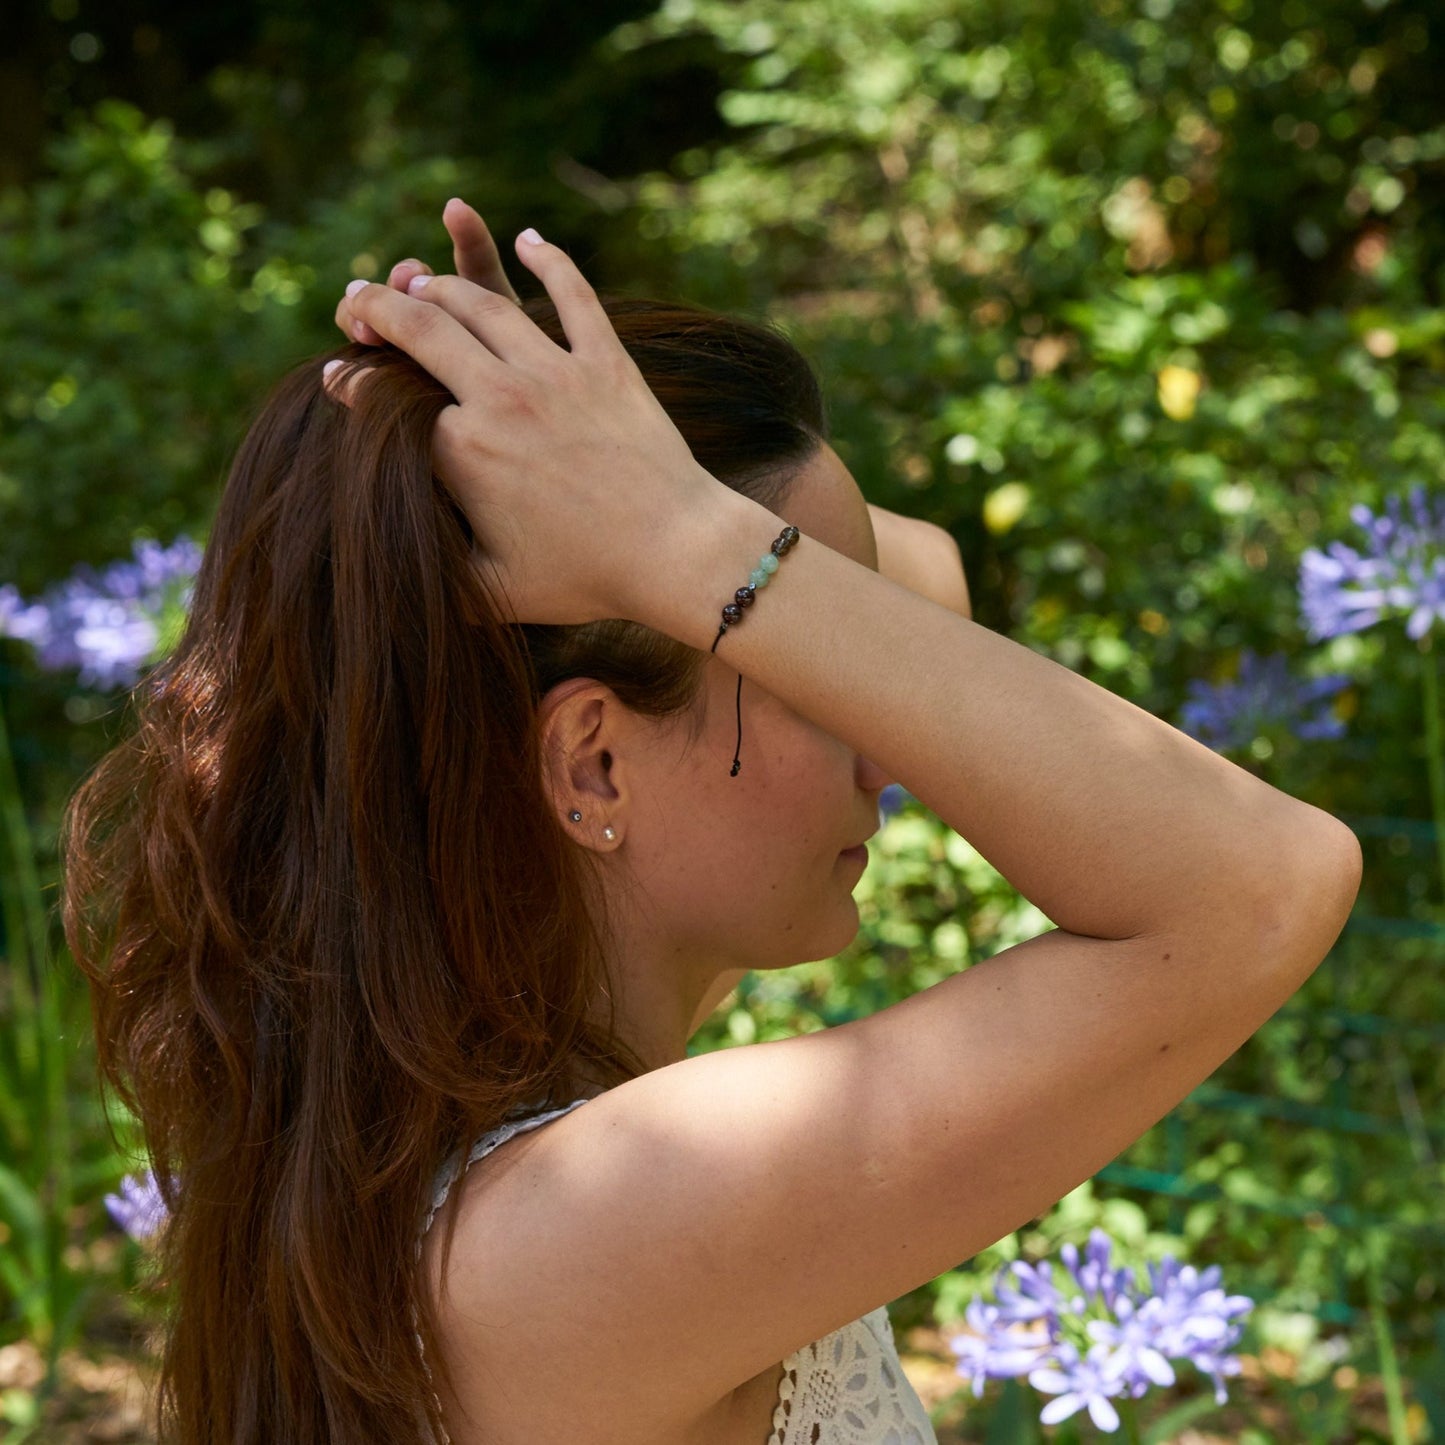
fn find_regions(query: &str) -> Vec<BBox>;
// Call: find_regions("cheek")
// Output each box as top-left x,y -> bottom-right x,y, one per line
693,680 -> 846,857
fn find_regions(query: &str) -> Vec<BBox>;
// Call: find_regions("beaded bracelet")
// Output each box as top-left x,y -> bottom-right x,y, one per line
710,524 -> 801,776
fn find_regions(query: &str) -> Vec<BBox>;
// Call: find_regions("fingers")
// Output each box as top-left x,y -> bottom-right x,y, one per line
387,256 -> 434,293
334,258 -> 434,346
342,283 -> 512,400
387,238 -> 622,369
321,357 -> 367,408
444,198 -> 521,303
396,272 -> 550,366
335,286 -> 384,347
326,229 -> 621,405
510,230 -> 620,358
333,198 -> 519,350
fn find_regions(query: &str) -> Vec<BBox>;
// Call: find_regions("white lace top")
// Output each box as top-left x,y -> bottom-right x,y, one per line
420,1099 -> 938,1445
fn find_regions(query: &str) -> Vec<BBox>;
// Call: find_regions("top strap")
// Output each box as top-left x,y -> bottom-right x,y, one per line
420,1097 -> 591,1243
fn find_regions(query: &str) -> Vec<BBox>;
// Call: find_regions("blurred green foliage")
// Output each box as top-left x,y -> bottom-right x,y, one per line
612,0 -> 1445,850
1,0 -> 1442,1435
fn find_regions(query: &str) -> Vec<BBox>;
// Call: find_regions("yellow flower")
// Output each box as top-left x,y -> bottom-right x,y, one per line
1157,364 -> 1203,420
982,482 -> 1031,535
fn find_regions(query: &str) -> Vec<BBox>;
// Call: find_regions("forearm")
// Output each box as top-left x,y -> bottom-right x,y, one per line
643,489 -> 1355,944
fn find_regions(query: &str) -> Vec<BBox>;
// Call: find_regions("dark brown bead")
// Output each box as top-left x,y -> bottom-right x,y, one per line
722,603 -> 743,624
735,586 -> 756,607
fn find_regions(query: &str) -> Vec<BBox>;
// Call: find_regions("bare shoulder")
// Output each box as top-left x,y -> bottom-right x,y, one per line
419,907 -> 1324,1438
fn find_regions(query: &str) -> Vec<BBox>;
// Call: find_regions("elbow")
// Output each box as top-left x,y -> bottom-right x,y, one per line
1257,811 -> 1362,982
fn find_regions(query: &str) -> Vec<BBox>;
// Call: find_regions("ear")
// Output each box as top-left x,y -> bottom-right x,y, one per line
537,679 -> 625,833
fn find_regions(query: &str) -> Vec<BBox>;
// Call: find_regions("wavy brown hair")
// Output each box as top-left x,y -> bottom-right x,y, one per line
60,296 -> 826,1444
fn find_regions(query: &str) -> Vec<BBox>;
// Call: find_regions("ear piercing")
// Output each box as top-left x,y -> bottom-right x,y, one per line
568,810 -> 615,843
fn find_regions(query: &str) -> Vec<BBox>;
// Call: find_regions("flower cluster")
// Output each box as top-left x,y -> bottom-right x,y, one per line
1299,484 -> 1445,643
948,1229 -> 1253,1433
104,1169 -> 167,1242
0,535 -> 201,688
1178,648 -> 1350,753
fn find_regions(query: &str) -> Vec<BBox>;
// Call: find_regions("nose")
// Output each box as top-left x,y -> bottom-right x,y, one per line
857,753 -> 894,793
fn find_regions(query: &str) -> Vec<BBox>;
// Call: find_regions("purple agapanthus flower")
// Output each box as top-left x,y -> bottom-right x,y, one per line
1299,484 -> 1445,643
947,1228 -> 1253,1432
1031,1342 -> 1129,1432
996,1258 -> 1068,1328
0,535 -> 201,688
104,1169 -> 168,1241
951,1300 -> 1053,1397
1143,1256 -> 1254,1404
1086,1296 -> 1176,1396
1179,649 -> 1350,752
1062,1230 -> 1135,1314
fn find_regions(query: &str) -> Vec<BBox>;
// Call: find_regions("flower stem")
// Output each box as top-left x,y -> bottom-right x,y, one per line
1365,1243 -> 1412,1445
1119,1397 -> 1143,1445
1420,631 -> 1445,910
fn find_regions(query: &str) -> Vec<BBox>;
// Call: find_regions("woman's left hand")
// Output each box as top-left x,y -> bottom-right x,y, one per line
334,197 -> 520,346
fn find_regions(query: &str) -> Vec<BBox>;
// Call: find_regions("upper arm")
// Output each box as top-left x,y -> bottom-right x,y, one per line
869,506 -> 971,619
433,837 -> 1356,1433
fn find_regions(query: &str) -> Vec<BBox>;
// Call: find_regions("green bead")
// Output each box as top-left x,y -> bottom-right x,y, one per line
759,553 -> 780,574
750,568 -> 768,588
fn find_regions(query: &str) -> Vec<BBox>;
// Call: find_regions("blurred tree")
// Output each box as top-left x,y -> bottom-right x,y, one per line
0,0 -> 734,216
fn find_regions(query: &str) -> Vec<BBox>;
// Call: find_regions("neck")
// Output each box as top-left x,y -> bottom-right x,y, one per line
564,951 -> 716,1100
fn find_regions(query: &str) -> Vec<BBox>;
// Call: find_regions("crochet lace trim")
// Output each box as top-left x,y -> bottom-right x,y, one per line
767,1305 -> 937,1445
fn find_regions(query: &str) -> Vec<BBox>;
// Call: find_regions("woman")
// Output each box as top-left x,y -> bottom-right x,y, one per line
64,200 -> 1361,1445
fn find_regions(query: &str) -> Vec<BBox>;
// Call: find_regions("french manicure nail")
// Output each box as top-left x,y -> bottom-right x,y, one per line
345,278 -> 367,298
353,320 -> 369,341
407,273 -> 432,294
323,360 -> 342,380
519,227 -> 543,246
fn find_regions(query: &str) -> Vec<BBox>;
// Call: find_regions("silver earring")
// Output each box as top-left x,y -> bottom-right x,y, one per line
569,810 -> 582,822
602,826 -> 616,842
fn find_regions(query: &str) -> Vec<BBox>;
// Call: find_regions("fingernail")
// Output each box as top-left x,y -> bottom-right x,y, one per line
346,278 -> 367,298
407,273 -> 432,294
353,320 -> 369,341
323,360 -> 342,380
519,227 -> 543,246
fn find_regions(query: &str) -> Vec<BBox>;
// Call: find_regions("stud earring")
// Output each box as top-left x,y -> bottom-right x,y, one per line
569,810 -> 582,822
603,826 -> 616,841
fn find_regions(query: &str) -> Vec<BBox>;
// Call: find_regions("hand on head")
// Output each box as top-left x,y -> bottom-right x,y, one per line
321,204 -> 726,632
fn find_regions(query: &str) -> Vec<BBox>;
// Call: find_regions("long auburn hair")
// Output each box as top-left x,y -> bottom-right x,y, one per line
60,295 -> 826,1444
